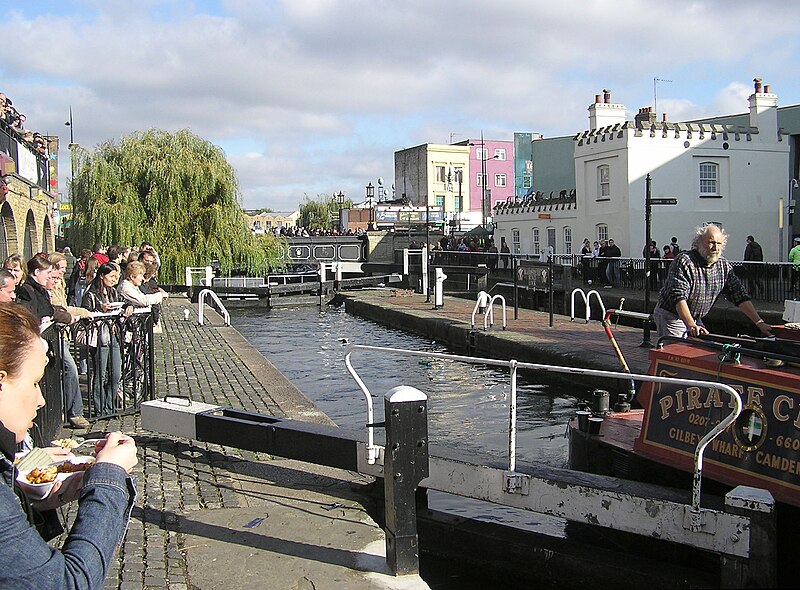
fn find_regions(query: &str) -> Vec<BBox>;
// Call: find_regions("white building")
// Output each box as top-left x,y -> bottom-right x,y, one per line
495,80 -> 791,261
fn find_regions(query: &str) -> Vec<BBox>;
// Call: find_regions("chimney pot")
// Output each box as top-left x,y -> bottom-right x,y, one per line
595,94 -> 602,104
754,77 -> 763,93
603,89 -> 611,104
764,84 -> 771,93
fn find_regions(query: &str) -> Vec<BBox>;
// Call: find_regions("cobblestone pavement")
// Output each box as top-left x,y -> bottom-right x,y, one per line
54,298 -> 377,590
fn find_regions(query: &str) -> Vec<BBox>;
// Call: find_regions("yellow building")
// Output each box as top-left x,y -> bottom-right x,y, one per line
244,209 -> 300,234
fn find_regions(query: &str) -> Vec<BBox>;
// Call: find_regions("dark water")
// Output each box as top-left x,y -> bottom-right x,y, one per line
229,305 -> 578,467
229,305 -> 579,587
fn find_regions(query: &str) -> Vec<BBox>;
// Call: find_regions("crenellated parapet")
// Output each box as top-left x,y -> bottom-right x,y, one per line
573,120 -> 781,146
494,189 -> 576,216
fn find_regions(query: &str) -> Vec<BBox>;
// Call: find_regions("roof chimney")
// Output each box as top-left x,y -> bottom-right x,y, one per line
587,89 -> 626,131
595,94 -> 602,103
634,106 -> 657,127
748,78 -> 778,142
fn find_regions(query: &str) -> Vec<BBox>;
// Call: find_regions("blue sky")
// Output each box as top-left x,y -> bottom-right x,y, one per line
3,0 -> 799,211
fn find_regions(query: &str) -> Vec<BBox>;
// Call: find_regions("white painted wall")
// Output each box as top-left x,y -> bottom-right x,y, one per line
496,90 -> 789,261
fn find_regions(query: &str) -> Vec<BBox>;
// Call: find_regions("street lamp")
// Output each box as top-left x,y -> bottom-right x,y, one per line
335,191 -> 345,233
366,182 -> 376,231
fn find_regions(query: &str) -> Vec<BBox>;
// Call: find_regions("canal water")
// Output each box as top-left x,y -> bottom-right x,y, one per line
229,305 -> 580,468
229,304 -> 587,587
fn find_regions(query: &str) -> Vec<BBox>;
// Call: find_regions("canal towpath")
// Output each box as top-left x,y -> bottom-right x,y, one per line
57,297 -> 429,590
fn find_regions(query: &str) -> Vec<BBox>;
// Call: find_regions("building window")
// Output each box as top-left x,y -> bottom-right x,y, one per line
453,167 -> 464,184
547,227 -> 556,254
532,228 -> 540,255
435,165 -> 446,183
494,148 -> 506,160
495,174 -> 507,187
699,162 -> 719,195
476,147 -> 488,160
598,165 -> 610,198
597,224 -> 608,242
253,220 -> 261,230
564,227 -> 572,255
454,195 -> 462,211
512,229 -> 521,254
477,173 -> 487,187
435,195 -> 444,208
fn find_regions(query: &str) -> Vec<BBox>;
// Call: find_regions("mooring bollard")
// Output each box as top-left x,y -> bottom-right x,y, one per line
383,386 -> 429,576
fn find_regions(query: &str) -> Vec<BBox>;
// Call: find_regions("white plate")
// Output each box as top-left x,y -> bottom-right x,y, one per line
16,456 -> 95,500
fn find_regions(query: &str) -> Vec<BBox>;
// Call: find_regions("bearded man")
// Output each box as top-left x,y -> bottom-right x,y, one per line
653,224 -> 772,338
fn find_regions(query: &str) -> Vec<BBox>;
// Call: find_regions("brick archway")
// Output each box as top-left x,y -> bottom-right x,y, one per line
24,208 -> 36,260
42,214 -> 53,253
0,201 -> 17,259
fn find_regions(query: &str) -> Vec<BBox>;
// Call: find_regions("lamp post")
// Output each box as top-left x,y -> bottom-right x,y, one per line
335,191 -> 345,233
366,182 -> 376,231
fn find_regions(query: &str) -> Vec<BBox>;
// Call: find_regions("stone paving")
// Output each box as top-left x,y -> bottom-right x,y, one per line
53,298 -> 415,590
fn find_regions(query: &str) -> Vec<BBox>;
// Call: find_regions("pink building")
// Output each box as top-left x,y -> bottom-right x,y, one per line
455,138 -> 515,225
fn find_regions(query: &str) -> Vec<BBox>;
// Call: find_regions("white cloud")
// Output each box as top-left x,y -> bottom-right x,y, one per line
1,0 -> 798,212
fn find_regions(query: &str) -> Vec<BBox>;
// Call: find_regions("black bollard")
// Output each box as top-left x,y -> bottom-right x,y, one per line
383,386 -> 429,576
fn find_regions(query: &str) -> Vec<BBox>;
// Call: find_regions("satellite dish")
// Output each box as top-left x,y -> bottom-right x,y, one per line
378,177 -> 384,186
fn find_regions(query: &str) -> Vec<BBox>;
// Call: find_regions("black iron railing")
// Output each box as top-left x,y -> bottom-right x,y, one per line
34,311 -> 155,442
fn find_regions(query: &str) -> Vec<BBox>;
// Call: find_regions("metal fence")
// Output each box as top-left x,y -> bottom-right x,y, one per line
411,249 -> 792,302
34,310 -> 156,443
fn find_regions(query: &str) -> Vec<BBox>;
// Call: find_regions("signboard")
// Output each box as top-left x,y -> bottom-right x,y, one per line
375,208 -> 444,224
650,198 -> 678,205
635,345 -> 800,506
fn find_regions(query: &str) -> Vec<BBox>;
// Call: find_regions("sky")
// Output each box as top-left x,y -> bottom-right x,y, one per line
3,0 -> 799,212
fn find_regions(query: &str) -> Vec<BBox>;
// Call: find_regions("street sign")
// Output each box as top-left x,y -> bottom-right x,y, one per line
650,198 -> 678,205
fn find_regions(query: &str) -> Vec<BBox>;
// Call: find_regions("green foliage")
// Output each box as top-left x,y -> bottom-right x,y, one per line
299,193 -> 354,230
70,129 -> 287,281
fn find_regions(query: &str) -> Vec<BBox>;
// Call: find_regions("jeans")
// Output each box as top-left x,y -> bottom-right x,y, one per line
91,340 -> 121,417
606,260 -> 620,287
62,345 -> 83,419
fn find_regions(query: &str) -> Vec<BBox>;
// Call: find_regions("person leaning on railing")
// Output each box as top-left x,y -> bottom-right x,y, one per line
0,303 -> 138,589
81,263 -> 133,418
119,261 -> 168,309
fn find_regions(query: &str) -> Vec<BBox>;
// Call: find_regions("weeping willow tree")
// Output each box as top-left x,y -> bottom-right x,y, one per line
299,194 -> 354,230
71,129 -> 287,282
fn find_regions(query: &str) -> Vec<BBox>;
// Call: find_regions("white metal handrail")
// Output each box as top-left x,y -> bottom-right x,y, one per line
570,288 -> 605,322
470,291 -> 491,329
197,289 -> 230,327
485,294 -> 507,330
344,344 -> 741,513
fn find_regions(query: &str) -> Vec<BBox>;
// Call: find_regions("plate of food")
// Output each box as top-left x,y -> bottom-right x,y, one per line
16,456 -> 96,500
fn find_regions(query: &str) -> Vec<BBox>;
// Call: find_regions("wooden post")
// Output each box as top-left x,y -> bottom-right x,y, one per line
720,486 -> 776,588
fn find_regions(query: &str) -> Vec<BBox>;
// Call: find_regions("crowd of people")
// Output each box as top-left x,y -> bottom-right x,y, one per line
0,242 -> 168,424
0,91 -> 49,156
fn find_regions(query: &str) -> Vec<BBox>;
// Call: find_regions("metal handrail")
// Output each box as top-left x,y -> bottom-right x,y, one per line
570,288 -> 606,322
485,294 -> 507,330
197,289 -> 230,326
470,291 -> 491,329
343,344 -> 741,513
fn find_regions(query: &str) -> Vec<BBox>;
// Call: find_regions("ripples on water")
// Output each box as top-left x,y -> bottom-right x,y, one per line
230,304 -> 582,540
230,305 -> 579,467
